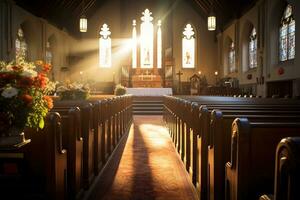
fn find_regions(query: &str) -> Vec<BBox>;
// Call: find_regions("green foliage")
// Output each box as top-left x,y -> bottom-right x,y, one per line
57,82 -> 90,100
114,84 -> 126,96
0,59 -> 53,133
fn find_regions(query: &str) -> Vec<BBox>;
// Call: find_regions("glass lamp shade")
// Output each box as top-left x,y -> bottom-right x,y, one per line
80,16 -> 87,32
208,15 -> 216,31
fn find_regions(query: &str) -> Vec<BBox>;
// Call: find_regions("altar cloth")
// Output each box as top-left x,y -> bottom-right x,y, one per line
126,88 -> 172,96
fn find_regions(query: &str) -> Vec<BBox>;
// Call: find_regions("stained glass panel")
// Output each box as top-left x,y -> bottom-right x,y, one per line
279,24 -> 288,61
157,20 -> 162,69
99,24 -> 112,68
229,42 -> 236,73
284,5 -> 292,19
249,28 -> 257,69
132,20 -> 137,68
288,19 -> 295,60
182,24 -> 195,68
15,28 -> 27,61
140,9 -> 154,68
45,42 -> 52,64
279,4 -> 295,62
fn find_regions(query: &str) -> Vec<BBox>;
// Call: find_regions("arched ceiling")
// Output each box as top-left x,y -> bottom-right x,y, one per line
13,0 -> 258,37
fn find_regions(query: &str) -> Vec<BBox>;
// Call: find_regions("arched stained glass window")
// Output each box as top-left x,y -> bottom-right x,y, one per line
279,4 -> 295,61
249,28 -> 257,69
99,24 -> 112,68
140,9 -> 154,68
182,24 -> 195,68
45,41 -> 53,65
15,28 -> 27,62
229,42 -> 236,73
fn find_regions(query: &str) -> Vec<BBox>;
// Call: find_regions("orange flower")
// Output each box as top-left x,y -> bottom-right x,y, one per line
44,95 -> 53,109
42,63 -> 51,73
35,73 -> 48,88
21,94 -> 33,105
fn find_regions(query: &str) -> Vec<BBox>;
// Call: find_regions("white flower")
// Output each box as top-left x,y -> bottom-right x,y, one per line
56,86 -> 68,92
0,64 -> 13,72
70,83 -> 83,90
1,87 -> 18,98
21,69 -> 37,78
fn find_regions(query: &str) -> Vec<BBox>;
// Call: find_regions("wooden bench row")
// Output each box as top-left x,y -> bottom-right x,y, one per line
0,95 -> 133,200
163,95 -> 300,200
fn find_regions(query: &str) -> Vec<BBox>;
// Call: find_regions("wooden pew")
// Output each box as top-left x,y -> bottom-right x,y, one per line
208,111 -> 300,200
163,95 -> 300,200
178,95 -> 300,106
225,118 -> 300,200
164,96 -> 210,199
51,107 -> 84,199
0,112 -> 67,200
53,101 -> 95,189
90,100 -> 103,175
260,137 -> 300,200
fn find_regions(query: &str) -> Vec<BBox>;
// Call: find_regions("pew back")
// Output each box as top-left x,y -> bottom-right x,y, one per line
225,119 -> 300,200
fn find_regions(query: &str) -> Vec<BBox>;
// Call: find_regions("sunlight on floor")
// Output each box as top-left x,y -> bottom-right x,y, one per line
93,116 -> 198,200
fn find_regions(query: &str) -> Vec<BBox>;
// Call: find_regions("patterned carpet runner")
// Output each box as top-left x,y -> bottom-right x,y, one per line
88,116 -> 198,200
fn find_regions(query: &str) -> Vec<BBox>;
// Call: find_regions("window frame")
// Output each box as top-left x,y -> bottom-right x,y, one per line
279,4 -> 295,63
248,27 -> 258,70
228,41 -> 236,73
182,23 -> 196,69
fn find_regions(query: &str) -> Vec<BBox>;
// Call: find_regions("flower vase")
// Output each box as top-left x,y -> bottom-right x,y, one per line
0,126 -> 30,148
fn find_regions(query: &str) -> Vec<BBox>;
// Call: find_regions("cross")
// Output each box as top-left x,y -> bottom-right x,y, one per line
176,70 -> 183,93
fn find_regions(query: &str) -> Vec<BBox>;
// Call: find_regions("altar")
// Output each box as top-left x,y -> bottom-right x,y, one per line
131,69 -> 162,87
126,88 -> 172,96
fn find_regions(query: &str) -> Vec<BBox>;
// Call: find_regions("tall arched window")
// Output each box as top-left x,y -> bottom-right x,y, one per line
249,28 -> 257,69
157,20 -> 162,69
45,41 -> 53,65
140,9 -> 154,68
229,42 -> 236,73
132,20 -> 137,68
182,24 -> 195,68
279,4 -> 295,61
15,28 -> 27,61
99,24 -> 112,68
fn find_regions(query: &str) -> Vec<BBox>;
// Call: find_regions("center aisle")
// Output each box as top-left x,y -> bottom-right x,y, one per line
88,116 -> 198,200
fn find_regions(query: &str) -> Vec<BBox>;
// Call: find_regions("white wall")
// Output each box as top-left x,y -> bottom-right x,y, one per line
218,0 -> 300,97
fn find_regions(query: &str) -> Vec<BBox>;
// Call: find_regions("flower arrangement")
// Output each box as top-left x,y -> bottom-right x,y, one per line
114,84 -> 126,96
0,59 -> 54,136
56,82 -> 90,100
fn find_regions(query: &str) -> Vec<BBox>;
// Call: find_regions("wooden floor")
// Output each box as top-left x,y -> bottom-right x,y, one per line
87,116 -> 198,200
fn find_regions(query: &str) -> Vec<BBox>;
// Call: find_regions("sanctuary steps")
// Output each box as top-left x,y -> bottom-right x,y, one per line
132,96 -> 163,115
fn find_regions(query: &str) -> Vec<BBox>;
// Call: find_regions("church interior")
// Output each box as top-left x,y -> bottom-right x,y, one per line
0,0 -> 300,199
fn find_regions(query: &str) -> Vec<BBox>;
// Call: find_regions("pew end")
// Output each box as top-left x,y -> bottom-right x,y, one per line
226,118 -> 300,200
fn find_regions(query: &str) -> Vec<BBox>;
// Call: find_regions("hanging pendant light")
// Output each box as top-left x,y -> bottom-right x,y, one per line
80,15 -> 87,32
208,12 -> 216,31
79,0 -> 87,32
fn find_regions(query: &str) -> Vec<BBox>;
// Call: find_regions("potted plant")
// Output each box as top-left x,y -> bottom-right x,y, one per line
0,60 -> 54,147
114,84 -> 126,96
